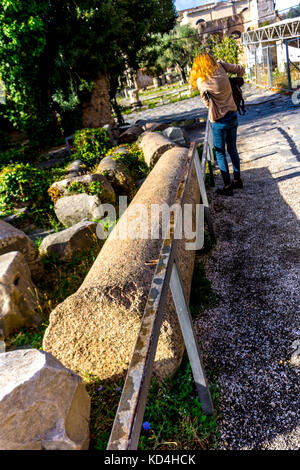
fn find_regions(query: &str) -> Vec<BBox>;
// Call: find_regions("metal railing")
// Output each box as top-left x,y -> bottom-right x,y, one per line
246,37 -> 300,92
107,119 -> 216,450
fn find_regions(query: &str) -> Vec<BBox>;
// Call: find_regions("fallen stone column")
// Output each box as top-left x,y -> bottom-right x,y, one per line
138,131 -> 176,167
43,144 -> 200,381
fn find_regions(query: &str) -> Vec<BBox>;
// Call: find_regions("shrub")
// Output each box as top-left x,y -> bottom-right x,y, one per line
67,181 -> 86,194
109,143 -> 149,180
88,180 -> 103,198
73,128 -> 111,167
0,163 -> 51,211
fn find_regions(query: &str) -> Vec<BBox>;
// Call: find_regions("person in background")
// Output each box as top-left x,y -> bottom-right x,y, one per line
190,53 -> 245,196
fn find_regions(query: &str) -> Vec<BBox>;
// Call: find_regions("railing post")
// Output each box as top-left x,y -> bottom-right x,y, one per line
197,124 -> 216,244
286,39 -> 292,91
170,260 -> 214,415
267,45 -> 273,89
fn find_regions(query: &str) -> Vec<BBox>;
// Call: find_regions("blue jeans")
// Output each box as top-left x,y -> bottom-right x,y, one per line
211,111 -> 241,187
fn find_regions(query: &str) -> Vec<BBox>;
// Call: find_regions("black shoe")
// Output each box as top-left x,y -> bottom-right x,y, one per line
216,186 -> 233,196
231,178 -> 243,189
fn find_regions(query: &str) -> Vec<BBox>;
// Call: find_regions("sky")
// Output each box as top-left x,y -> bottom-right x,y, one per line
175,0 -> 299,13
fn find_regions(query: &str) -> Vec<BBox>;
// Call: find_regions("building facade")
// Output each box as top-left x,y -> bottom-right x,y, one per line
178,0 -> 277,39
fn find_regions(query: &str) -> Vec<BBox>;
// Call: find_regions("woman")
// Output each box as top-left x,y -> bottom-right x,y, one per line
190,53 -> 245,196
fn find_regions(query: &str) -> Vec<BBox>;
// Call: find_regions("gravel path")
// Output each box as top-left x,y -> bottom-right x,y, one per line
195,91 -> 300,449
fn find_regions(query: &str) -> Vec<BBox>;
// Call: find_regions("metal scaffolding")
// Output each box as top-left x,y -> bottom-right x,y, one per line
241,16 -> 300,45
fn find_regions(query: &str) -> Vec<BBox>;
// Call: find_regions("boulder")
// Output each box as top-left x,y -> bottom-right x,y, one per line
43,146 -> 200,382
48,173 -> 116,205
118,125 -> 144,144
162,127 -> 190,148
65,160 -> 86,177
0,349 -> 90,450
138,131 -> 176,167
0,221 -> 41,277
54,194 -> 103,228
97,156 -> 135,198
0,251 -> 42,338
39,220 -> 99,261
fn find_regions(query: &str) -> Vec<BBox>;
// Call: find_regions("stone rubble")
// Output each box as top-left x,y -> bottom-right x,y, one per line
0,349 -> 90,450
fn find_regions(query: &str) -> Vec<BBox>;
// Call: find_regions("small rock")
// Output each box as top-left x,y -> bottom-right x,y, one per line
111,146 -> 130,156
290,348 -> 300,366
54,194 -> 103,228
291,339 -> 300,350
162,127 -> 190,148
144,122 -> 169,132
39,220 -> 99,260
0,349 -> 90,450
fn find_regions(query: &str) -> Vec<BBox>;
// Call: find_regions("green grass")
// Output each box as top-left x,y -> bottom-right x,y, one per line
6,322 -> 49,351
87,357 -> 220,451
118,85 -> 199,116
138,81 -> 184,98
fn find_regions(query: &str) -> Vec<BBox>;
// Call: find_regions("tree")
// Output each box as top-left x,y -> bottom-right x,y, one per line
109,0 -> 176,123
0,1 -> 51,142
201,35 -> 242,65
140,24 -> 201,83
0,0 -> 177,144
287,4 -> 300,18
114,0 -> 176,82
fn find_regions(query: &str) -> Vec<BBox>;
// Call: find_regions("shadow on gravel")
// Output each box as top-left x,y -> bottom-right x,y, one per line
196,166 -> 300,450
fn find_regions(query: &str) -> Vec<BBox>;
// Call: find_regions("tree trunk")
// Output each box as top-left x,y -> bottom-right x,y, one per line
178,66 -> 187,83
132,71 -> 139,90
82,74 -> 115,128
111,95 -> 125,127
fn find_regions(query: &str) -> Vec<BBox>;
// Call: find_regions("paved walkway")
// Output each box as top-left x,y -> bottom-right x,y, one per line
125,83 -> 282,125
195,89 -> 300,449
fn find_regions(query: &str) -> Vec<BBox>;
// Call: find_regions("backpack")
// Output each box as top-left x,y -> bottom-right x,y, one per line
218,62 -> 246,115
228,76 -> 246,115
